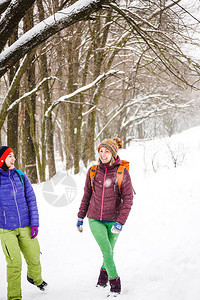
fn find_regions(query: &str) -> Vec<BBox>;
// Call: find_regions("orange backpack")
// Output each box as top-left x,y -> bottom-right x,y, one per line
89,160 -> 130,194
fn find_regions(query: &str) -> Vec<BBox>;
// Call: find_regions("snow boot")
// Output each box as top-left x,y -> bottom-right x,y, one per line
96,268 -> 108,287
27,275 -> 48,291
37,281 -> 48,291
107,277 -> 121,297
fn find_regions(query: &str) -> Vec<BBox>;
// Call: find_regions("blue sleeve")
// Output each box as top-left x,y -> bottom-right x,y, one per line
24,174 -> 39,227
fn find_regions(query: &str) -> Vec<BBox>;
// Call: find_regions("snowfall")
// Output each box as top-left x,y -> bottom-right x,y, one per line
0,126 -> 200,300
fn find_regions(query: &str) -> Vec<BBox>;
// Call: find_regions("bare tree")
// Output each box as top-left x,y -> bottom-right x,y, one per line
0,0 -> 199,179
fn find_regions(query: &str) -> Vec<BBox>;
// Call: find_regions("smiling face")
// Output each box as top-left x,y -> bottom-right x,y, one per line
5,152 -> 15,169
99,147 -> 112,164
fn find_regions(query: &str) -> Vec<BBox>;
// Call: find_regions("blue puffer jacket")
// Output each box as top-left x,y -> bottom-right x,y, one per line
0,168 -> 39,229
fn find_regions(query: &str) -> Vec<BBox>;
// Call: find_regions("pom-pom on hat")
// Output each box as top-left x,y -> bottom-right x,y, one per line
98,137 -> 123,158
0,146 -> 13,168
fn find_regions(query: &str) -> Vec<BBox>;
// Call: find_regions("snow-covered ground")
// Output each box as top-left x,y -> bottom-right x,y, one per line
0,126 -> 200,300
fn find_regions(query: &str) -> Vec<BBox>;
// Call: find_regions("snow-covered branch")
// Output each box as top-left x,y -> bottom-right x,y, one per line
122,98 -> 195,129
6,76 -> 57,112
82,105 -> 97,117
0,0 -> 36,52
0,0 -> 110,77
44,70 -> 122,118
95,94 -> 195,141
3,54 -> 28,103
108,1 -> 198,89
95,94 -> 166,141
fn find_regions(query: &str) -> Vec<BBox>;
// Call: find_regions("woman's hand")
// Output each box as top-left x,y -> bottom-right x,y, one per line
31,226 -> 38,239
76,218 -> 83,233
111,222 -> 123,234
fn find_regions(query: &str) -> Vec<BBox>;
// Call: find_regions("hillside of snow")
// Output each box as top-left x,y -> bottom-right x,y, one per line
0,126 -> 200,300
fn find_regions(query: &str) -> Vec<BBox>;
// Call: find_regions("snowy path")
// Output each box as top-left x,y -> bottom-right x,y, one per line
1,127 -> 200,300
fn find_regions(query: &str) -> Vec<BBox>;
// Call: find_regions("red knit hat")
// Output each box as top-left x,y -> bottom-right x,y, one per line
0,146 -> 13,168
98,137 -> 123,158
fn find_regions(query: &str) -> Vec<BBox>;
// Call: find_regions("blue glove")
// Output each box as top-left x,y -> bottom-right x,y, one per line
111,222 -> 123,234
76,218 -> 83,232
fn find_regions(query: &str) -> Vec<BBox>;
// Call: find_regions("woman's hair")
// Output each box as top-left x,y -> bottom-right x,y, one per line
98,155 -> 115,166
1,161 -> 9,171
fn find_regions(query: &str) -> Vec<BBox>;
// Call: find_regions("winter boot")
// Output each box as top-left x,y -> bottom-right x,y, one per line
37,281 -> 48,291
27,275 -> 48,291
96,268 -> 108,287
107,277 -> 121,297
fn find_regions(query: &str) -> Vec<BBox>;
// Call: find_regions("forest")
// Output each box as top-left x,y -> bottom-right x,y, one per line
0,0 -> 199,183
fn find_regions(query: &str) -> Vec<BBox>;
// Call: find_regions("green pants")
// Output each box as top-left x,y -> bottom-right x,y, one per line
88,219 -> 119,279
0,226 -> 42,300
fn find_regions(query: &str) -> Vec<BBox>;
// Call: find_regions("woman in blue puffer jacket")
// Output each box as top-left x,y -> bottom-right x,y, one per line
0,146 -> 48,300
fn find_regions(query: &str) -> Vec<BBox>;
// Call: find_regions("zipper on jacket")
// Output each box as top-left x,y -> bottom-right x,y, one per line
3,210 -> 6,225
9,171 -> 21,227
100,166 -> 107,221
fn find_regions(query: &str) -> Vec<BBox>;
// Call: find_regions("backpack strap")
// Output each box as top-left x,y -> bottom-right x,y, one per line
115,165 -> 125,195
15,169 -> 25,189
115,160 -> 129,195
121,160 -> 129,170
90,162 -> 135,195
90,165 -> 98,190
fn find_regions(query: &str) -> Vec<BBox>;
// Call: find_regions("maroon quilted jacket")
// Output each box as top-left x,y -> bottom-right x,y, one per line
77,156 -> 133,225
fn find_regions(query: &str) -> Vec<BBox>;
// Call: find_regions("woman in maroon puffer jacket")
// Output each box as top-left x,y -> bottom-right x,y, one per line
77,138 -> 133,297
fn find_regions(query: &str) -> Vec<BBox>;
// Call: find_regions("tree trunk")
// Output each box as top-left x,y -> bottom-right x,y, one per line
82,11 -> 112,166
23,7 -> 38,183
7,28 -> 19,167
64,104 -> 74,170
37,0 -> 56,180
65,24 -> 83,174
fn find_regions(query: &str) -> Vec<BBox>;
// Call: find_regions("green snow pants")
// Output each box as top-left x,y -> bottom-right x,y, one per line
88,219 -> 119,279
0,226 -> 42,300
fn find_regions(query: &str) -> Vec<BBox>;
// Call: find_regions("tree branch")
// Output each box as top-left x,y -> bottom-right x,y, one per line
0,0 -> 36,52
6,76 -> 57,113
44,70 -> 122,118
95,95 -> 161,141
0,0 -> 10,14
95,94 -> 193,141
108,1 -> 199,89
0,0 -> 110,78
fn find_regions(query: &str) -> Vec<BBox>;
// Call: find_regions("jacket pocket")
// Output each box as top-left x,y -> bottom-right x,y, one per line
5,244 -> 11,258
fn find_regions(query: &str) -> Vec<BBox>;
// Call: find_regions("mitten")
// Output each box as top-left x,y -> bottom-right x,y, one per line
31,226 -> 38,239
111,222 -> 123,234
76,218 -> 83,233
